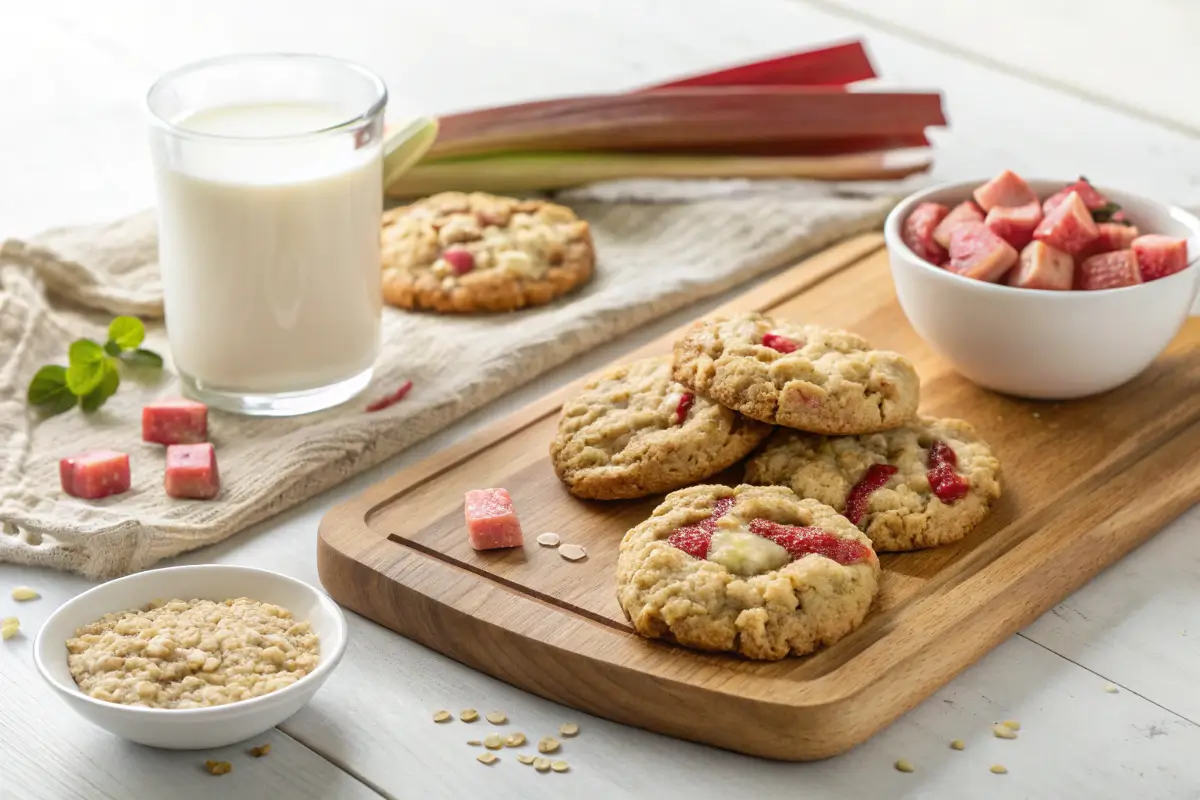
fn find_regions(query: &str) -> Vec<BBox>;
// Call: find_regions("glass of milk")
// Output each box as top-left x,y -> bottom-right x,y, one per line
147,54 -> 392,416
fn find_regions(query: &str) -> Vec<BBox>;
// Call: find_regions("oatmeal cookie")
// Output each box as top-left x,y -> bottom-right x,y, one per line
616,484 -> 879,660
381,191 -> 594,313
744,416 -> 1001,551
551,356 -> 772,499
672,312 -> 919,434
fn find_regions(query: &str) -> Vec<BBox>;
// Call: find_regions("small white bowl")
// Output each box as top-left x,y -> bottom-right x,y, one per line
885,179 -> 1200,399
34,565 -> 347,750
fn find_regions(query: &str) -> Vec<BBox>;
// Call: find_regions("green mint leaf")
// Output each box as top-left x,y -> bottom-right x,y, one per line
108,316 -> 145,351
68,338 -> 105,368
1091,201 -> 1124,223
27,365 -> 77,414
104,341 -> 122,357
122,348 -> 164,369
81,361 -> 120,412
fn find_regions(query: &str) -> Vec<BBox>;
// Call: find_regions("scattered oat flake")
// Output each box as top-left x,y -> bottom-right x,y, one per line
991,724 -> 1017,740
433,710 -> 452,723
559,722 -> 579,737
10,586 -> 38,601
551,760 -> 569,773
460,708 -> 479,722
534,757 -> 552,772
476,752 -> 498,765
559,544 -> 587,562
517,754 -> 535,765
486,711 -> 507,724
506,733 -> 526,747
537,532 -> 561,547
467,740 -> 481,746
0,617 -> 18,640
538,736 -> 561,754
950,739 -> 965,751
1002,720 -> 1021,731
205,760 -> 232,776
894,758 -> 915,773
990,764 -> 1008,775
1104,682 -> 1120,693
249,744 -> 271,758
484,734 -> 504,750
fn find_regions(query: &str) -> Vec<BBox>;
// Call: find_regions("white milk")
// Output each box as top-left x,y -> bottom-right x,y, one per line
154,102 -> 382,395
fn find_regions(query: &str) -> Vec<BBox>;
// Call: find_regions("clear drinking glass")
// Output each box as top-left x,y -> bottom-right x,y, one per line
146,54 -> 388,416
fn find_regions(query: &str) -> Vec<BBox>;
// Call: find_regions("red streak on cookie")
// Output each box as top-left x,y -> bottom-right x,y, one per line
844,463 -> 898,525
747,519 -> 872,566
365,380 -> 414,412
761,332 -> 799,354
926,440 -> 970,503
673,393 -> 695,425
442,248 -> 476,275
666,496 -> 735,558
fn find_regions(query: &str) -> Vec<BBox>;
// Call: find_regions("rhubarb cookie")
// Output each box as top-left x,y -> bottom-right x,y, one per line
672,312 -> 919,435
550,356 -> 772,500
744,416 -> 1001,552
616,484 -> 880,660
381,191 -> 595,313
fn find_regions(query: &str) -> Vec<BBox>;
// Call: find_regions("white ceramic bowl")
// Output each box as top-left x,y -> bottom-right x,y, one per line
885,179 -> 1200,399
34,565 -> 348,750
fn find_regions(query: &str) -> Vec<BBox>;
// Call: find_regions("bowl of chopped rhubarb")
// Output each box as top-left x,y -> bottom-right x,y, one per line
884,172 -> 1200,399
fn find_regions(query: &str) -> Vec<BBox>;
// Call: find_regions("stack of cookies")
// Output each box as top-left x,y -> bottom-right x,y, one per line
549,311 -> 1002,661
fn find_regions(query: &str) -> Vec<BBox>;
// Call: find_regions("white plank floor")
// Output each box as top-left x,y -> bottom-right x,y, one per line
2,1 -> 1199,798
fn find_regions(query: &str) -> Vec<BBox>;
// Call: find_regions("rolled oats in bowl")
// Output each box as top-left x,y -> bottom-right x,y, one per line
65,597 -> 320,709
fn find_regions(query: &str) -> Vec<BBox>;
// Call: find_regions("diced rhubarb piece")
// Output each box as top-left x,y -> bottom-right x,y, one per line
747,519 -> 873,565
1083,222 -> 1140,257
973,169 -> 1037,211
442,248 -> 475,275
844,463 -> 898,525
947,223 -> 1019,282
60,450 -> 131,499
1043,177 -> 1110,215
932,201 -> 984,250
984,201 -> 1042,250
926,441 -> 969,503
761,332 -> 800,353
464,488 -> 524,550
165,443 -> 220,500
1008,241 -> 1073,291
666,496 -> 735,558
1078,250 -> 1142,290
1033,191 -> 1098,256
142,398 -> 208,445
1132,234 -> 1189,281
672,392 -> 695,425
902,201 -> 950,265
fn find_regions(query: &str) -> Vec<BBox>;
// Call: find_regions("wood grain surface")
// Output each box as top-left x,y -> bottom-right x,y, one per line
318,234 -> 1200,760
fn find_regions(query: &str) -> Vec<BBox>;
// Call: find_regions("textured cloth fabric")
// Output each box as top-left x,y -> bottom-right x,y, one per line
0,179 -> 895,578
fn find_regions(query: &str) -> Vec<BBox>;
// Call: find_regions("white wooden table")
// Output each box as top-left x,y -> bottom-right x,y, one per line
3,2 -> 1199,798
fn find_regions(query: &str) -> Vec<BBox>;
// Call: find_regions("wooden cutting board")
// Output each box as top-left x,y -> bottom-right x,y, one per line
317,233 -> 1200,761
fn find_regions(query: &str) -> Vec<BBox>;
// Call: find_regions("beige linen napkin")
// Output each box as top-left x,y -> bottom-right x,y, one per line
0,179 -> 895,579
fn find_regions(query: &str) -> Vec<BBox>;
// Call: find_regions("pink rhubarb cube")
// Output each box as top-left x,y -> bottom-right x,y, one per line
932,201 -> 985,250
1078,250 -> 1142,290
948,222 -> 1018,283
1084,223 -> 1140,257
902,201 -> 950,265
1043,178 -> 1110,216
143,398 -> 208,445
165,443 -> 220,500
985,201 -> 1042,250
60,450 -> 131,499
1033,191 -> 1098,256
464,488 -> 524,551
1008,241 -> 1073,291
1132,234 -> 1189,281
973,169 -> 1037,211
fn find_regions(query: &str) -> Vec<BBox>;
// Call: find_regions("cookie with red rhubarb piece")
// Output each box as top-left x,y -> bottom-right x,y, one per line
550,355 -> 771,500
744,416 -> 1001,551
672,311 -> 919,435
381,191 -> 594,313
616,484 -> 879,660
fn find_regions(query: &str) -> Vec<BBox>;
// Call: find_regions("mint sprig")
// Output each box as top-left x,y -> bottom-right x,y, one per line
27,316 -> 164,416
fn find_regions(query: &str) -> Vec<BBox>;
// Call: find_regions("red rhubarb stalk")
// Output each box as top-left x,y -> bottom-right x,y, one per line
366,380 -> 414,413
